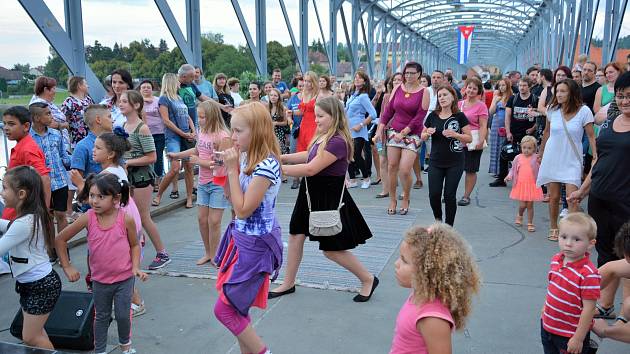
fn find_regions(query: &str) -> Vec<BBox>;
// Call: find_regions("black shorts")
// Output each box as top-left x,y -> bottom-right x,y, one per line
15,270 -> 62,315
132,179 -> 155,189
464,149 -> 483,173
50,186 -> 69,212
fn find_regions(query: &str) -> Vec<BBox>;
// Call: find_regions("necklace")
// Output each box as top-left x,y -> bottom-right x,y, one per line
404,84 -> 419,98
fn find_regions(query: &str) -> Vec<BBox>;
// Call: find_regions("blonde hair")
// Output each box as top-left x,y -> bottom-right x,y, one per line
303,71 -> 320,96
403,224 -> 481,330
267,88 -> 286,120
160,73 -> 180,100
197,100 -> 229,135
520,135 -> 537,149
559,212 -> 598,240
308,96 -> 353,161
231,102 -> 282,175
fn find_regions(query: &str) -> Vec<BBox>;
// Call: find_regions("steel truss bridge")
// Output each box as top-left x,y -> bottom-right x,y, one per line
17,0 -> 629,100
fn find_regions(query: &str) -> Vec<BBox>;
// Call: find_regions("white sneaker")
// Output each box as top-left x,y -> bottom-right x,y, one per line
347,180 -> 358,188
559,208 -> 569,219
360,179 -> 371,189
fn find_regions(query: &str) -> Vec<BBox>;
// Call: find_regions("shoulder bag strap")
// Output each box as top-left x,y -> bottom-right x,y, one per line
304,176 -> 346,212
560,112 -> 582,162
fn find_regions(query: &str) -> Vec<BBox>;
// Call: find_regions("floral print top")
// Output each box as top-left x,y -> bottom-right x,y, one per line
61,95 -> 94,149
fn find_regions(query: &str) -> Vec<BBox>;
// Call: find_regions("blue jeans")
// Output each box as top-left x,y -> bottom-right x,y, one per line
152,134 -> 165,177
540,322 -> 591,354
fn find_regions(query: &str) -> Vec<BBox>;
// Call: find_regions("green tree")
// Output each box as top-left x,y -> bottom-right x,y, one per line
309,63 -> 328,76
158,39 -> 169,53
267,41 -> 292,74
208,45 -> 255,78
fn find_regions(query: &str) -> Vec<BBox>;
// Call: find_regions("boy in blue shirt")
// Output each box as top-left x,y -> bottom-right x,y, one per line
29,102 -> 71,233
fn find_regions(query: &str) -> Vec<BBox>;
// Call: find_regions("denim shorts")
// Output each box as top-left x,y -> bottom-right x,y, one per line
197,181 -> 230,209
166,135 -> 182,153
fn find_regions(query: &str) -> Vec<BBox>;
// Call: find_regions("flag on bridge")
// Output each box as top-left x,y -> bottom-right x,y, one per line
458,26 -> 474,64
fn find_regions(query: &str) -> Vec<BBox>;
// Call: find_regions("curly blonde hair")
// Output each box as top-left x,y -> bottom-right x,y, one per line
403,224 -> 481,330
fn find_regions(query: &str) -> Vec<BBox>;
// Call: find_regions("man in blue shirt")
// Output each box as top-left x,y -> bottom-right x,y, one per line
272,68 -> 290,100
194,66 -> 218,100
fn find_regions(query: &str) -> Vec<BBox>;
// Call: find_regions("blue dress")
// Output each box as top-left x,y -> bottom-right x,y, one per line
488,100 -> 507,175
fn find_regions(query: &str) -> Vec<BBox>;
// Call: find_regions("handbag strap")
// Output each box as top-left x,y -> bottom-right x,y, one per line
304,177 -> 345,212
560,113 -> 582,162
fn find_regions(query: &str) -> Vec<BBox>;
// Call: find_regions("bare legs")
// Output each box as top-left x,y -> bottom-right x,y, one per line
22,312 -> 53,349
197,206 -> 224,265
271,234 -> 374,296
153,159 -> 193,206
378,154 -> 389,196
271,234 -> 306,292
547,183 -> 579,230
134,185 -> 165,252
462,172 -> 477,200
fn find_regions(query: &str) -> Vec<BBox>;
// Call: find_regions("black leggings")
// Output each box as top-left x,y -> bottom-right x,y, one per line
428,164 -> 464,226
349,137 -> 370,179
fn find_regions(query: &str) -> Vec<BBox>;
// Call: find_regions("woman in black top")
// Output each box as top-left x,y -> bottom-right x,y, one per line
213,73 -> 235,127
421,85 -> 472,226
570,71 -> 630,267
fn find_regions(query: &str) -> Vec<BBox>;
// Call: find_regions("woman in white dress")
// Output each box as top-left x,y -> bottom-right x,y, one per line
537,79 -> 597,241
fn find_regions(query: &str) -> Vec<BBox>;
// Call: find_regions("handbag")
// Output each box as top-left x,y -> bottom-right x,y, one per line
466,130 -> 488,150
305,177 -> 345,236
560,113 -> 583,164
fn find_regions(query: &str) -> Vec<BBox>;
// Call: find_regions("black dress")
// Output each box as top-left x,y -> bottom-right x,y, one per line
289,175 -> 372,251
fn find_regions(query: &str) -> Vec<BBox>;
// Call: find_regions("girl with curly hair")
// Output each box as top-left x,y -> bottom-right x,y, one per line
390,223 -> 481,353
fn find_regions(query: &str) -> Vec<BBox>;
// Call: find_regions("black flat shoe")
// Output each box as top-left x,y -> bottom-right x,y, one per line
370,179 -> 381,185
353,276 -> 379,302
375,193 -> 389,198
268,286 -> 296,299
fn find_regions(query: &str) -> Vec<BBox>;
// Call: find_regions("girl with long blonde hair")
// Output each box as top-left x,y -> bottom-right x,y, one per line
167,100 -> 231,266
269,96 -> 377,302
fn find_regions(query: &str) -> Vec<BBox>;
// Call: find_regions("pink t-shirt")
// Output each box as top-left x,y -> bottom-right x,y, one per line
458,100 -> 488,130
87,209 -> 133,284
197,130 -> 229,185
390,295 -> 455,354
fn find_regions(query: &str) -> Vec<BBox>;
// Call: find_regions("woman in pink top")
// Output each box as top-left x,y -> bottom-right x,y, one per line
457,77 -> 489,206
56,173 -> 148,354
376,62 -> 430,215
391,224 -> 480,354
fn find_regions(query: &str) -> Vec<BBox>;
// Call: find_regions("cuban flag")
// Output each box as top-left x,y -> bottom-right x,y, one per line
458,26 -> 474,64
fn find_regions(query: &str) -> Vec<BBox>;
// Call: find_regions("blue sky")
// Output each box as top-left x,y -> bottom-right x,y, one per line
0,0 -> 628,68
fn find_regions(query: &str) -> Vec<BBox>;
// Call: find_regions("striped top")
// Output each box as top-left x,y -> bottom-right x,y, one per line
235,155 -> 281,235
542,252 -> 600,338
124,122 -> 156,160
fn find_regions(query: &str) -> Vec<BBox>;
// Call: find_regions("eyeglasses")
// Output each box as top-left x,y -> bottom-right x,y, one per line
404,72 -> 418,76
615,94 -> 630,101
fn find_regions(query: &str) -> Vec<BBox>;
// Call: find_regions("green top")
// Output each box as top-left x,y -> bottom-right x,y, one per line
601,84 -> 615,106
124,122 -> 156,161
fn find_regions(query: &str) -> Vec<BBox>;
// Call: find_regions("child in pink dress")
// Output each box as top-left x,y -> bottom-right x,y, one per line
505,136 -> 544,232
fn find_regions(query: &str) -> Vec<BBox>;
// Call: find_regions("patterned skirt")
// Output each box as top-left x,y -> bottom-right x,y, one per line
488,113 -> 506,175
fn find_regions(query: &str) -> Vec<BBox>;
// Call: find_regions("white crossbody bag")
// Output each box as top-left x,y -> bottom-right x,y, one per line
305,177 -> 345,236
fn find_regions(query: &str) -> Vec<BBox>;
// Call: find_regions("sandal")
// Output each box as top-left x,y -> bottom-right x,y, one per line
595,303 -> 616,319
399,200 -> 410,215
547,229 -> 559,242
413,180 -> 423,189
387,201 -> 397,215
457,197 -> 470,206
527,223 -> 536,232
169,191 -> 180,199
375,193 -> 389,199
515,215 -> 523,226
185,199 -> 194,209
151,197 -> 161,207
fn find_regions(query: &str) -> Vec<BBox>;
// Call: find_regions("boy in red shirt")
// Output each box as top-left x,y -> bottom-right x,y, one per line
541,212 -> 600,354
1,106 -> 51,220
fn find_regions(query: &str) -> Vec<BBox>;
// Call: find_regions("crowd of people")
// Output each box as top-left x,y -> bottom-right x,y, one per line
1,52 -> 630,353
